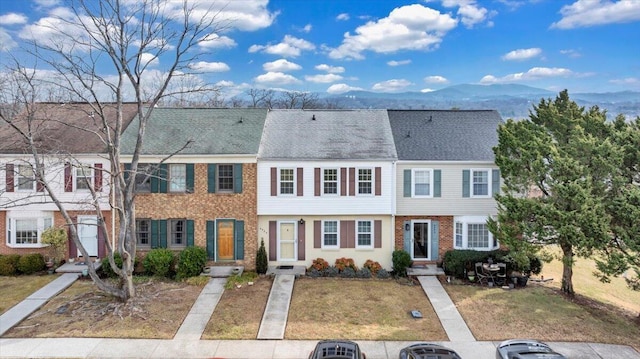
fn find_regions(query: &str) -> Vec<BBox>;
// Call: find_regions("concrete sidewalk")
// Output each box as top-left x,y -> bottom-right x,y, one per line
257,274 -> 295,339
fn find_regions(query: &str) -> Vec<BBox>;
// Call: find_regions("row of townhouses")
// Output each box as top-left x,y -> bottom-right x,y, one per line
1,104 -> 503,270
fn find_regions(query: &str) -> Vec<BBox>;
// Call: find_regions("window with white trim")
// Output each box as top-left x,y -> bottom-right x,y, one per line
6,214 -> 54,247
472,169 -> 490,197
323,169 -> 338,195
169,164 -> 186,192
279,168 -> 294,195
136,219 -> 151,247
357,168 -> 372,195
412,169 -> 432,197
356,220 -> 373,247
453,216 -> 497,250
16,164 -> 36,191
75,164 -> 93,191
322,220 -> 339,248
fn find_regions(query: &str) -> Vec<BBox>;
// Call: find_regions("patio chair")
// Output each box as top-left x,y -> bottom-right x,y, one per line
474,262 -> 488,285
495,263 -> 507,286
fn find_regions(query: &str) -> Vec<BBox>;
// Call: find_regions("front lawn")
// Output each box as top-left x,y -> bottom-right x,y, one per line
445,283 -> 640,352
0,274 -> 60,315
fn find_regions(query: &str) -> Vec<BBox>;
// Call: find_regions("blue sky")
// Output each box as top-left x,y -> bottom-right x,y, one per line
1,0 -> 639,98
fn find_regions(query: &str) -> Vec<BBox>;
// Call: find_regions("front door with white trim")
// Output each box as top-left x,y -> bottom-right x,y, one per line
412,221 -> 430,260
77,216 -> 98,257
278,221 -> 297,261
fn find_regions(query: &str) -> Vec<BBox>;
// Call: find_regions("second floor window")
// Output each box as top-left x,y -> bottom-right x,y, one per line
280,168 -> 294,195
323,169 -> 338,195
413,169 -> 432,197
169,164 -> 186,192
217,164 -> 234,192
134,164 -> 152,193
358,169 -> 372,195
75,165 -> 93,191
472,170 -> 489,197
16,164 -> 35,191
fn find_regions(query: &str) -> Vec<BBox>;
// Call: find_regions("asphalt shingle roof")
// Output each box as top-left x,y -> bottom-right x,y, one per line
258,109 -> 397,160
0,103 -> 138,154
120,108 -> 267,155
387,110 -> 503,161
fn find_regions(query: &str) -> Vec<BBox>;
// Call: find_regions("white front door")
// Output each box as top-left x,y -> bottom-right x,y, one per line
77,216 -> 98,257
278,221 -> 297,261
412,221 -> 430,260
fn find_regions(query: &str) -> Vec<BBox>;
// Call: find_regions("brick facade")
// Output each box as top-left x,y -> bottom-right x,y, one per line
394,215 -> 454,263
134,163 -> 258,270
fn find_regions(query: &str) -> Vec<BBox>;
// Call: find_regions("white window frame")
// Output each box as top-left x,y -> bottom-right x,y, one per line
169,164 -> 186,192
470,168 -> 491,198
16,164 -> 36,192
321,220 -> 340,249
412,168 -> 433,198
6,212 -> 54,248
322,168 -> 339,196
217,164 -> 234,193
453,216 -> 497,251
355,219 -> 374,249
357,168 -> 373,196
74,164 -> 94,191
278,168 -> 295,196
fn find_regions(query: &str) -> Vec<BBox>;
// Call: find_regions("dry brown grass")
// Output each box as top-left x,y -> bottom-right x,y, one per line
445,283 -> 640,352
202,275 -> 273,339
0,274 -> 59,315
285,277 -> 447,341
3,276 -> 202,339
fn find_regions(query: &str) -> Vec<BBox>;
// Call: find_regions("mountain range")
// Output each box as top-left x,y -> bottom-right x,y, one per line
321,84 -> 640,120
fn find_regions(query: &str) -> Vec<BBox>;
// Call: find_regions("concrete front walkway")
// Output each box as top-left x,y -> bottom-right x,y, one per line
0,273 -> 79,336
257,274 -> 295,339
174,278 -> 226,340
417,276 -> 475,341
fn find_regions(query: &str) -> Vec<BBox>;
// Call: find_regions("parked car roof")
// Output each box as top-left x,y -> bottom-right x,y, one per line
309,339 -> 366,359
399,342 -> 462,359
496,339 -> 567,359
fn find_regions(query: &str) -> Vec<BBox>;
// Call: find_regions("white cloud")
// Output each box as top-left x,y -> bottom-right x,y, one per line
560,49 -> 581,58
327,83 -> 364,94
421,88 -> 436,93
305,74 -> 343,83
189,61 -> 230,72
163,0 -> 279,32
424,75 -> 449,84
372,79 -> 413,92
0,13 -> 28,25
302,24 -> 312,33
480,67 -> 574,83
502,47 -> 542,61
315,64 -> 345,73
440,0 -> 493,28
254,71 -> 301,85
0,28 -> 17,51
551,0 -> 640,29
328,4 -> 458,60
263,59 -> 302,72
336,13 -> 350,21
140,53 -> 159,67
249,35 -> 315,57
610,77 -> 639,85
34,0 -> 60,7
199,33 -> 237,49
387,60 -> 412,66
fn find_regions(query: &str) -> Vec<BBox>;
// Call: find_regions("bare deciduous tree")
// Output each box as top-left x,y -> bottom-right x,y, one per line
1,0 -> 230,301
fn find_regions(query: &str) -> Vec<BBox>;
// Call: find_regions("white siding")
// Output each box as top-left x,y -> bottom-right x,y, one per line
396,162 -> 500,216
1,155 -> 111,211
257,161 -> 395,215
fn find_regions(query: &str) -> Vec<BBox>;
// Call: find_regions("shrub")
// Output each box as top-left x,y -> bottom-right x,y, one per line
176,246 -> 207,280
442,249 -> 514,279
0,254 -> 21,276
310,257 -> 329,271
101,252 -> 123,278
307,268 -> 322,278
323,266 -> 339,277
363,259 -> 382,275
376,268 -> 391,279
41,227 -> 67,265
17,253 -> 46,274
341,267 -> 356,278
335,257 -> 357,272
143,248 -> 175,277
256,239 -> 268,274
392,250 -> 412,277
356,268 -> 372,278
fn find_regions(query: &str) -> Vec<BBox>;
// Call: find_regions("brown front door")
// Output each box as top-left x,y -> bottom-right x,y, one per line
217,221 -> 234,260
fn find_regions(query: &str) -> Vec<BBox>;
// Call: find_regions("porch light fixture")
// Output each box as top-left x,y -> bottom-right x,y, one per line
405,223 -> 410,231
299,218 -> 305,225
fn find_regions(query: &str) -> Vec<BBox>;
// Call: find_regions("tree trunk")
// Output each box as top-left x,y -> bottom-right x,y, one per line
560,242 -> 575,296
